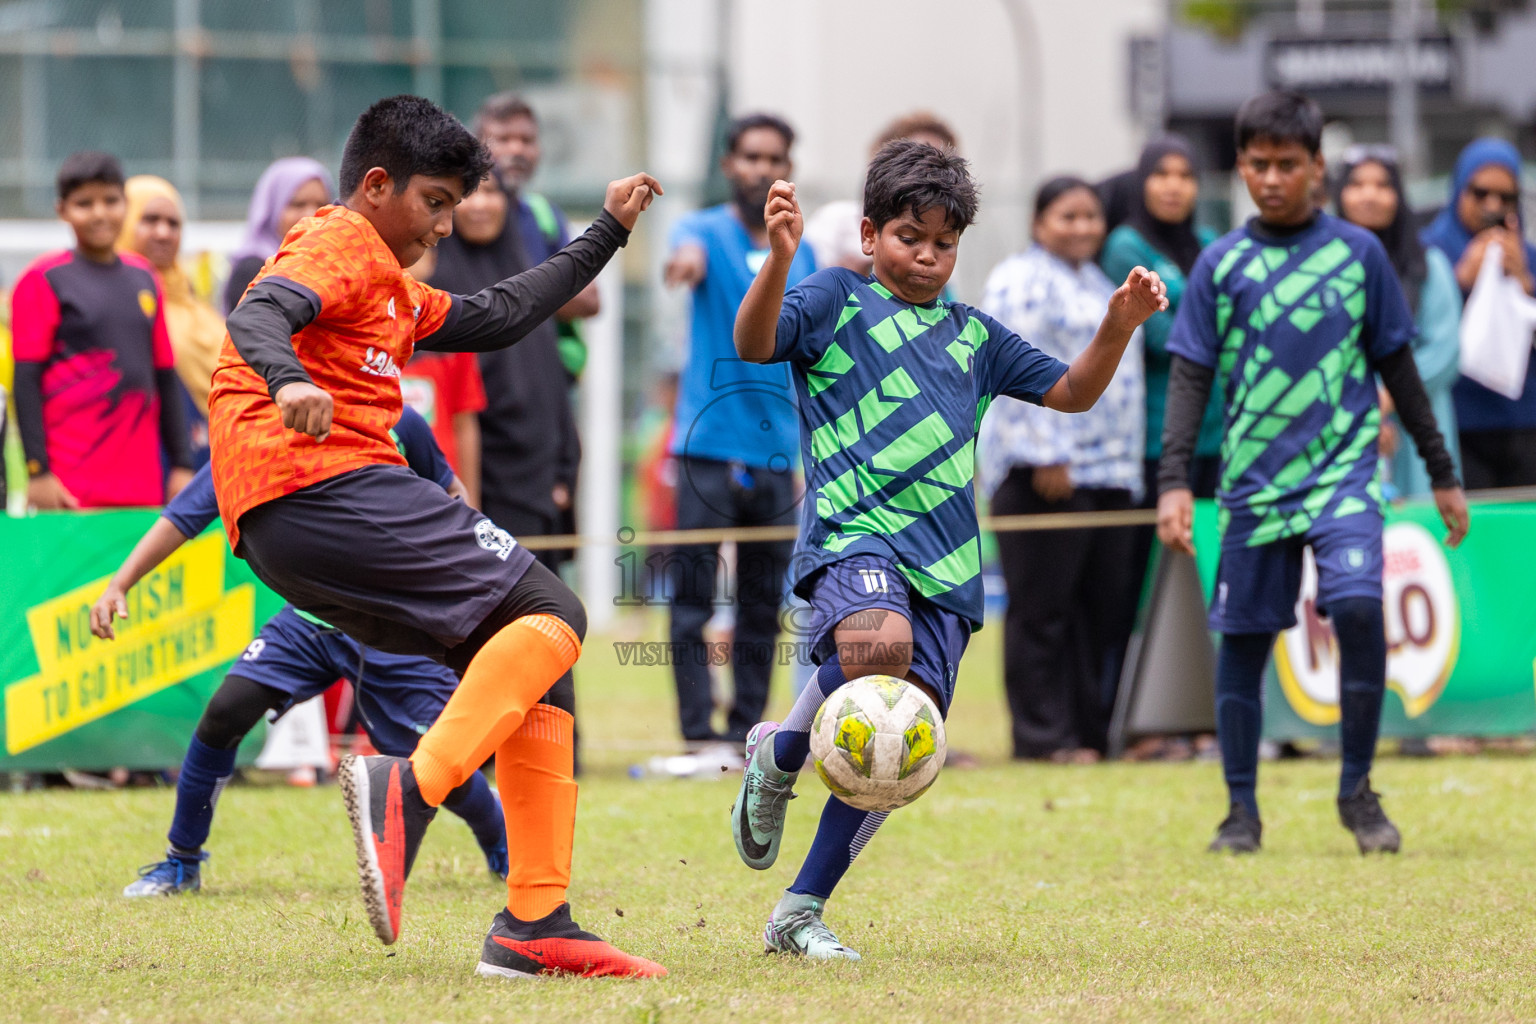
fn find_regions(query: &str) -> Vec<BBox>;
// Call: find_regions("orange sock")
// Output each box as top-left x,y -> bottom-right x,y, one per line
498,703 -> 577,920
410,614 -> 580,807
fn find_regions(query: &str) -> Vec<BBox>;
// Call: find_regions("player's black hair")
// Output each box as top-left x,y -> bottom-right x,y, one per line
473,91 -> 536,136
1235,90 -> 1324,155
339,95 -> 494,199
726,112 -> 795,154
1033,175 -> 1098,220
863,139 -> 980,233
56,150 -> 124,201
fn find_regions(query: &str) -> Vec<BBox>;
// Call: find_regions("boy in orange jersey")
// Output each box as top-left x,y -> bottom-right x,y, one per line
210,95 -> 664,978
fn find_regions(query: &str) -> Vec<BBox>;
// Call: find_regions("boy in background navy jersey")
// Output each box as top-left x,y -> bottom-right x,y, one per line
12,151 -> 193,509
1157,91 -> 1469,856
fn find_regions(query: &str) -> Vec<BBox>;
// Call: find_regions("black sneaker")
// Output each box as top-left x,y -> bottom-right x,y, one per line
339,754 -> 438,944
476,903 -> 667,979
1338,777 -> 1401,854
1208,801 -> 1263,854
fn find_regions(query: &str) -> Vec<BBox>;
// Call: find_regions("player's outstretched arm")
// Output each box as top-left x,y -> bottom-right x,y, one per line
735,180 -> 802,363
417,173 -> 662,355
90,518 -> 195,640
1042,266 -> 1166,412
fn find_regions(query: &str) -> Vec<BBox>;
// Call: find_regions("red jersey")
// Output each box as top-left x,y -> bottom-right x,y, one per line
11,249 -> 174,507
208,206 -> 454,546
400,350 -> 486,472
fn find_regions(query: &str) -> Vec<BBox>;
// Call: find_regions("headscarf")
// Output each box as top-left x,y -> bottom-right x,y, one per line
230,156 -> 334,264
1420,137 -> 1535,268
1125,135 -> 1204,275
1333,146 -> 1429,312
117,175 -> 225,409
1095,168 -> 1140,235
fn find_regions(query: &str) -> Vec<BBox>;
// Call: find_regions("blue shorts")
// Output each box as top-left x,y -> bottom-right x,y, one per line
796,553 -> 971,716
227,605 -> 459,757
1210,517 -> 1384,634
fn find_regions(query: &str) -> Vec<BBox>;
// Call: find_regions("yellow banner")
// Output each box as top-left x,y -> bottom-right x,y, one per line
4,532 -> 256,754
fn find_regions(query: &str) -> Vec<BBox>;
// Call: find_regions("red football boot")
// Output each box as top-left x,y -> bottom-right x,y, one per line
339,754 -> 437,944
476,904 -> 667,979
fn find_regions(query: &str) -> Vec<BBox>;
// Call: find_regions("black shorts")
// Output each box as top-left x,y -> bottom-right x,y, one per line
236,465 -> 537,662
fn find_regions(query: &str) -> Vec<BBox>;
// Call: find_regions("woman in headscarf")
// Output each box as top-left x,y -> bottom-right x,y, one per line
1101,136 -> 1223,501
223,157 -> 333,313
1421,137 -> 1536,488
1335,145 -> 1462,498
117,175 -> 226,467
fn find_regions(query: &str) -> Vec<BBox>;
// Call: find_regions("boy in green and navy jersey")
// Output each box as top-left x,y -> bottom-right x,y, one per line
729,140 -> 1170,959
1157,92 -> 1468,856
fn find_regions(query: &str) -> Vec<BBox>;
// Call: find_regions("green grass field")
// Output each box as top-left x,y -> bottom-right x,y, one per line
4,619 -> 1535,1023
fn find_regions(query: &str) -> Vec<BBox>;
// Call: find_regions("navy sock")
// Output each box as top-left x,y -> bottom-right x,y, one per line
440,770 -> 505,853
773,657 -> 847,773
1331,597 -> 1387,798
166,735 -> 238,854
789,794 -> 888,899
1216,632 -> 1273,819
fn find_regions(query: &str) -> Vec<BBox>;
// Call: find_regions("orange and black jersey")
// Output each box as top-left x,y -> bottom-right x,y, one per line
209,205 -> 628,547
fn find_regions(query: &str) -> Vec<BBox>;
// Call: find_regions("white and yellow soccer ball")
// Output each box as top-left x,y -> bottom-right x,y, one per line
809,675 -> 946,812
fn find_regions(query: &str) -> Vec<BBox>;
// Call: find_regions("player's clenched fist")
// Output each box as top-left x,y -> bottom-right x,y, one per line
603,173 -> 664,231
275,381 -> 334,443
764,180 -> 802,258
1106,266 -> 1169,332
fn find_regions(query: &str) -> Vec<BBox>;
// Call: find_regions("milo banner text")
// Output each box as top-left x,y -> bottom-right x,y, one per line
1191,499 -> 1536,739
0,511 -> 281,770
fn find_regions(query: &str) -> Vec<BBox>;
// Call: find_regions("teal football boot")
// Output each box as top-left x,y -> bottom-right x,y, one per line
730,721 -> 797,870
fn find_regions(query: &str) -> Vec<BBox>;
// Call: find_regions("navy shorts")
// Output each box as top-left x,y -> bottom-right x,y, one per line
796,553 -> 971,716
1210,516 -> 1384,634
236,465 -> 536,662
227,605 -> 459,757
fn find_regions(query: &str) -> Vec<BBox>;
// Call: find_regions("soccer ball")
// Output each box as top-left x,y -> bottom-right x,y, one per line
809,675 -> 946,812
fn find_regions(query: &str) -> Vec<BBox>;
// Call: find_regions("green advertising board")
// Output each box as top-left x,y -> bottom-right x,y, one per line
1190,499 -> 1536,740
0,511 -> 281,770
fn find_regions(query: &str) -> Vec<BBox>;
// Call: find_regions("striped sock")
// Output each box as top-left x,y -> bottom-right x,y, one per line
772,657 -> 847,773
788,793 -> 889,899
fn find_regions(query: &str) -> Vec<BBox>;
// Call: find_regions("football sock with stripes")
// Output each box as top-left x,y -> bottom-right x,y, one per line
498,703 -> 577,921
1215,631 -> 1274,819
788,793 -> 888,900
1332,597 -> 1387,798
166,735 -> 238,855
772,656 -> 847,773
410,613 -> 581,807
440,770 -> 506,855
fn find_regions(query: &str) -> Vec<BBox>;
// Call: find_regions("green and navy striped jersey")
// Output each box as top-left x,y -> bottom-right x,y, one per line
1168,214 -> 1415,549
771,267 -> 1068,627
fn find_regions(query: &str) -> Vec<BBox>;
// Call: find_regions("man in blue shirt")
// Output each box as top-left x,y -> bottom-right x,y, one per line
662,113 -> 817,745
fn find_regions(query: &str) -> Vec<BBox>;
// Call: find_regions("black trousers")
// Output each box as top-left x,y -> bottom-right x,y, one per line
666,456 -> 797,743
992,468 -> 1139,758
1459,428 -> 1536,489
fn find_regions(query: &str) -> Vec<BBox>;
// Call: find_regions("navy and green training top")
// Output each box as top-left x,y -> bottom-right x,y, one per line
769,267 -> 1069,628
1167,213 -> 1415,549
